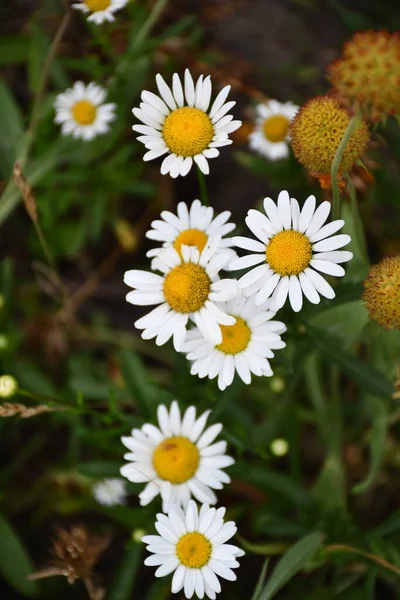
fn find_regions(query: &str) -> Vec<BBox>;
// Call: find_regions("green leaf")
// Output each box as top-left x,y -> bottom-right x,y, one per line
77,461 -> 122,477
239,537 -> 288,556
257,532 -> 324,600
120,350 -> 156,417
353,396 -> 389,494
252,559 -> 270,600
307,327 -> 393,398
0,513 -> 38,596
0,78 -> 24,178
108,542 -> 142,600
0,35 -> 29,64
308,300 -> 369,349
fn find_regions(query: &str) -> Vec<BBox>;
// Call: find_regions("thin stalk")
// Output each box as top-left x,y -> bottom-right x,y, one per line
196,166 -> 209,205
331,116 -> 358,220
132,0 -> 170,49
348,180 -> 368,262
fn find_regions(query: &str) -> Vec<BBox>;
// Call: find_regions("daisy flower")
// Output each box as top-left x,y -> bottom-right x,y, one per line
93,478 -> 126,506
132,69 -> 242,178
249,99 -> 298,161
120,401 -> 235,509
72,0 -> 128,24
143,500 -> 244,599
229,190 -> 353,312
183,296 -> 286,390
124,239 -> 239,351
146,199 -> 237,267
54,81 -> 116,141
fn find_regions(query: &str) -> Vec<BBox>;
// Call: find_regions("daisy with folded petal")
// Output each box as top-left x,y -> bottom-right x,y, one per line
54,81 -> 116,141
132,69 -> 242,178
249,99 -> 298,160
229,190 -> 353,312
120,401 -> 234,509
124,239 -> 239,350
143,500 -> 244,599
72,0 -> 128,24
183,296 -> 286,390
146,199 -> 237,267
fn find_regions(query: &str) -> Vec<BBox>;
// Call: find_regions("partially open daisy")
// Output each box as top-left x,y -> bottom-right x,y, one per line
132,69 -> 242,178
183,296 -> 286,390
124,240 -> 239,350
54,81 -> 116,141
120,401 -> 234,509
93,478 -> 126,506
229,190 -> 353,312
72,0 -> 128,24
146,199 -> 237,267
143,500 -> 244,600
249,99 -> 298,160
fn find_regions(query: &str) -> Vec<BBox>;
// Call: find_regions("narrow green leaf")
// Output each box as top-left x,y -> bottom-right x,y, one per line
353,397 -> 389,494
0,78 -> 24,178
307,327 -> 393,398
0,513 -> 38,596
0,35 -> 29,64
108,543 -> 142,600
120,350 -> 154,417
257,532 -> 324,600
239,537 -> 287,556
252,559 -> 270,600
308,301 -> 369,349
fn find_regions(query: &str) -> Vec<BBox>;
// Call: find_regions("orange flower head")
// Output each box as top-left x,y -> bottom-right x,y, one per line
363,255 -> 400,330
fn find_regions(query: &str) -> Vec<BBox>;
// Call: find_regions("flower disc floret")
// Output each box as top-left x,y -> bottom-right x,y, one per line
163,107 -> 214,157
163,263 -> 211,313
263,114 -> 290,142
72,100 -> 97,125
173,228 -> 209,258
152,436 -> 200,484
266,230 -> 312,276
72,0 -> 128,23
85,0 -> 110,10
176,532 -> 211,568
217,317 -> 251,354
290,96 -> 369,174
329,30 -> 400,122
363,254 -> 400,330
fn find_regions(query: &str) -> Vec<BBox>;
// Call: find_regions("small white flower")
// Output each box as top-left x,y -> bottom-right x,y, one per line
54,81 -> 116,141
143,500 -> 244,599
132,69 -> 242,178
0,375 -> 18,399
229,190 -> 353,312
124,239 -> 239,350
249,99 -> 298,160
183,296 -> 286,390
72,0 -> 128,24
121,401 -> 234,509
146,199 -> 237,268
93,478 -> 126,506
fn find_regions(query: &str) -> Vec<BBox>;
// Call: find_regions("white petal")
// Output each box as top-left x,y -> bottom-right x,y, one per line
172,73 -> 184,107
298,194 -> 316,233
277,190 -> 291,229
184,69 -> 196,107
310,259 -> 345,277
312,234 -> 351,252
288,275 -> 303,312
304,267 -> 335,299
156,74 -> 177,110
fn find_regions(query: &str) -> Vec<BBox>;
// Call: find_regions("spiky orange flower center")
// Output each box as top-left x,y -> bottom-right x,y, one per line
217,317 -> 251,354
72,100 -> 97,125
266,230 -> 312,276
290,96 -> 369,174
163,263 -> 210,313
329,30 -> 400,121
163,107 -> 214,157
176,532 -> 211,568
173,229 -> 209,258
84,0 -> 111,11
153,436 -> 200,483
263,114 -> 290,142
363,255 -> 400,330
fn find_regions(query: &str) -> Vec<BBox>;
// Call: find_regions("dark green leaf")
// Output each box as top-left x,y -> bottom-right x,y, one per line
0,513 -> 38,596
108,542 -> 142,600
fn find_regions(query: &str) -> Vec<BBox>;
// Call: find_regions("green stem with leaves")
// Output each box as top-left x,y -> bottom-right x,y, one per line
331,116 -> 358,220
132,0 -> 170,49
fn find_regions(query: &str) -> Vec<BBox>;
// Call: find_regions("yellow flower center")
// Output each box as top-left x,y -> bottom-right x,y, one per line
152,436 -> 200,484
266,230 -> 312,276
363,254 -> 400,330
163,263 -> 210,313
84,0 -> 111,11
162,107 -> 214,157
263,114 -> 290,142
173,229 -> 209,258
72,100 -> 97,125
217,317 -> 251,354
176,532 -> 211,568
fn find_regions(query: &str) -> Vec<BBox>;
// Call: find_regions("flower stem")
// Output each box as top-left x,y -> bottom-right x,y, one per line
331,116 -> 358,220
196,167 -> 209,206
348,180 -> 368,262
132,0 -> 170,49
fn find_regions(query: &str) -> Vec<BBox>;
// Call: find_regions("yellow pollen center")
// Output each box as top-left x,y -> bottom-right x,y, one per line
173,229 -> 209,258
176,532 -> 212,568
84,0 -> 111,11
162,107 -> 214,157
72,100 -> 97,125
217,317 -> 251,354
153,436 -> 200,484
266,230 -> 312,276
163,263 -> 210,313
263,114 -> 290,142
